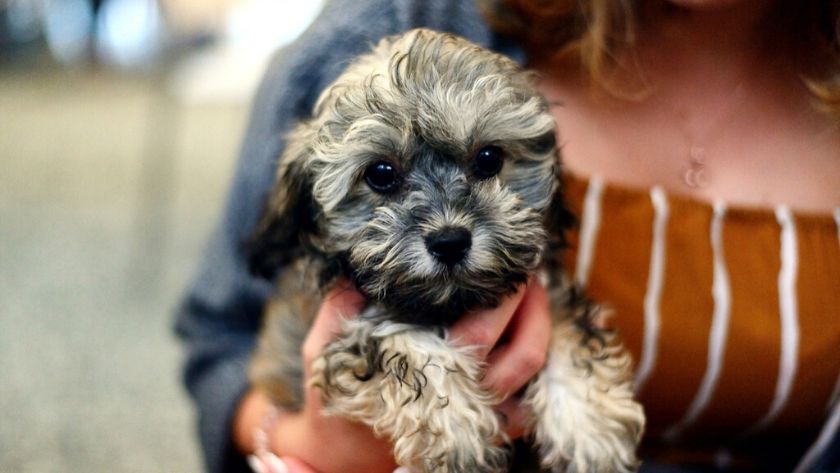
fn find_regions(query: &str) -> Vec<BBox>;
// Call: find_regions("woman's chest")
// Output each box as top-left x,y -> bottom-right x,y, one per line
540,75 -> 840,215
562,174 -> 840,445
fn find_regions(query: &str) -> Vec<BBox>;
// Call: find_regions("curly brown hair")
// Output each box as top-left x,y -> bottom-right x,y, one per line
478,0 -> 840,116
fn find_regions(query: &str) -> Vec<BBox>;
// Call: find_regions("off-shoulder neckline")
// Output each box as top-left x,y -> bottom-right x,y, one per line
564,171 -> 840,229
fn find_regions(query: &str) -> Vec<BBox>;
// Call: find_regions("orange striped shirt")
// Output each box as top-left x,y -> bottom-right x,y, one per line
563,173 -> 840,470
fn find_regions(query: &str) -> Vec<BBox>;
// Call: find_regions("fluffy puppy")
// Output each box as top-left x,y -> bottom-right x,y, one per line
248,28 -> 644,473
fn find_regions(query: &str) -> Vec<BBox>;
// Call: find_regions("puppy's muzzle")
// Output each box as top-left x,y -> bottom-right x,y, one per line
425,227 -> 472,266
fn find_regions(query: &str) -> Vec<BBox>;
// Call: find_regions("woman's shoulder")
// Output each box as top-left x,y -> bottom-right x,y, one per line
306,0 -> 508,47
267,0 -> 523,111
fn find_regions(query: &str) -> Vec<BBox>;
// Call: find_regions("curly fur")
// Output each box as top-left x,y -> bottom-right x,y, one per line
248,28 -> 644,472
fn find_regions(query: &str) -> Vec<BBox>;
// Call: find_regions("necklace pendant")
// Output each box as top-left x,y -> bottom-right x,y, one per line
683,145 -> 709,189
683,165 -> 709,189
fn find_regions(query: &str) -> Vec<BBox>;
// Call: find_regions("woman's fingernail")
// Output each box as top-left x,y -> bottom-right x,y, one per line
266,455 -> 289,473
247,453 -> 288,473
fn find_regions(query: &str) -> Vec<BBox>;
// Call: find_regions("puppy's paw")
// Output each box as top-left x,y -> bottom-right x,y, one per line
379,330 -> 508,473
524,322 -> 644,472
408,410 -> 508,473
529,370 -> 642,473
312,319 -> 510,473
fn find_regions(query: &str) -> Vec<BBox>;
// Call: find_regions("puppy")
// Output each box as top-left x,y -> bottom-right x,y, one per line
247,28 -> 644,473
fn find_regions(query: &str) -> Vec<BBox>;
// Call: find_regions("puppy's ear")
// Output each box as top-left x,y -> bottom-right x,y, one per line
247,148 -> 319,280
543,155 -> 577,271
527,129 -> 575,254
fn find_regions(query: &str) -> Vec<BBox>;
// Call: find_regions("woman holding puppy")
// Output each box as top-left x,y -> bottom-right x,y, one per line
176,0 -> 840,471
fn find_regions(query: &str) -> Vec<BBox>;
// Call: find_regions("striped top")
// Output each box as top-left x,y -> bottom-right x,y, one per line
562,173 -> 840,470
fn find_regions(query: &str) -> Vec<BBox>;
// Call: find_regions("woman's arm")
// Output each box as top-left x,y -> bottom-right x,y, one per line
233,284 -> 398,473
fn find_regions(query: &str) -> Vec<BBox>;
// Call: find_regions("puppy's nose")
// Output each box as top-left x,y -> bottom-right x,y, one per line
426,227 -> 472,266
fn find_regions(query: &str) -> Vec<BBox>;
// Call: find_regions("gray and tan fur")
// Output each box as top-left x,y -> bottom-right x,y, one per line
248,29 -> 644,472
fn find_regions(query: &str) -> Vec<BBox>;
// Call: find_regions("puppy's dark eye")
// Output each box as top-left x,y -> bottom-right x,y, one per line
364,161 -> 400,193
474,145 -> 504,178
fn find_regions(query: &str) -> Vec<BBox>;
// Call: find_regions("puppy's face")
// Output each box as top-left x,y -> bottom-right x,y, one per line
251,29 -> 567,325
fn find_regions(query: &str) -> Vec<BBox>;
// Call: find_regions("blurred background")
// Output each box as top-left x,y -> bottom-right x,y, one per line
0,0 -> 324,471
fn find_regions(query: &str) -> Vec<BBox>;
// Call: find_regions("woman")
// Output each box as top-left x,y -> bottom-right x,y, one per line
175,0 -> 840,471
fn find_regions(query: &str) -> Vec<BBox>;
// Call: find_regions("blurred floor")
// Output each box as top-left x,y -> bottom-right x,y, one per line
0,62 -> 248,472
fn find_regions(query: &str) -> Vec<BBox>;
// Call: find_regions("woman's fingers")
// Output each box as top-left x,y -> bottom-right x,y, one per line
448,283 -> 528,359
281,456 -> 320,473
446,279 -> 551,400
482,282 -> 551,399
266,281 -> 397,473
301,279 -> 365,367
494,397 -> 532,440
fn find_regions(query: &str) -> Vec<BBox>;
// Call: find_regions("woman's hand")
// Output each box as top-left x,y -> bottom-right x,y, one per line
234,278 -> 552,472
235,280 -> 397,473
449,278 -> 552,439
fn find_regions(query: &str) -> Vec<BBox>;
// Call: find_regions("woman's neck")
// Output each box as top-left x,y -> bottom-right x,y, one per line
631,0 -> 792,89
639,0 -> 778,51
635,0 -> 775,80
535,0 -> 840,213
625,0 -> 797,121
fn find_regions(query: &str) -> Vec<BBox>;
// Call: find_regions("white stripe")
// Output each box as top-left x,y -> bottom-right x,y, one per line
663,202 -> 731,442
575,176 -> 605,288
832,372 -> 840,409
834,208 -> 840,246
747,205 -> 800,434
793,207 -> 840,471
634,186 -> 669,393
793,399 -> 840,473
714,449 -> 733,470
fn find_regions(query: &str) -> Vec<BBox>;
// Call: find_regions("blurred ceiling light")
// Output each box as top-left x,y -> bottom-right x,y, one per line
169,0 -> 325,104
157,0 -> 231,38
5,0 -> 43,44
95,0 -> 163,68
224,0 -> 324,52
43,0 -> 94,64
